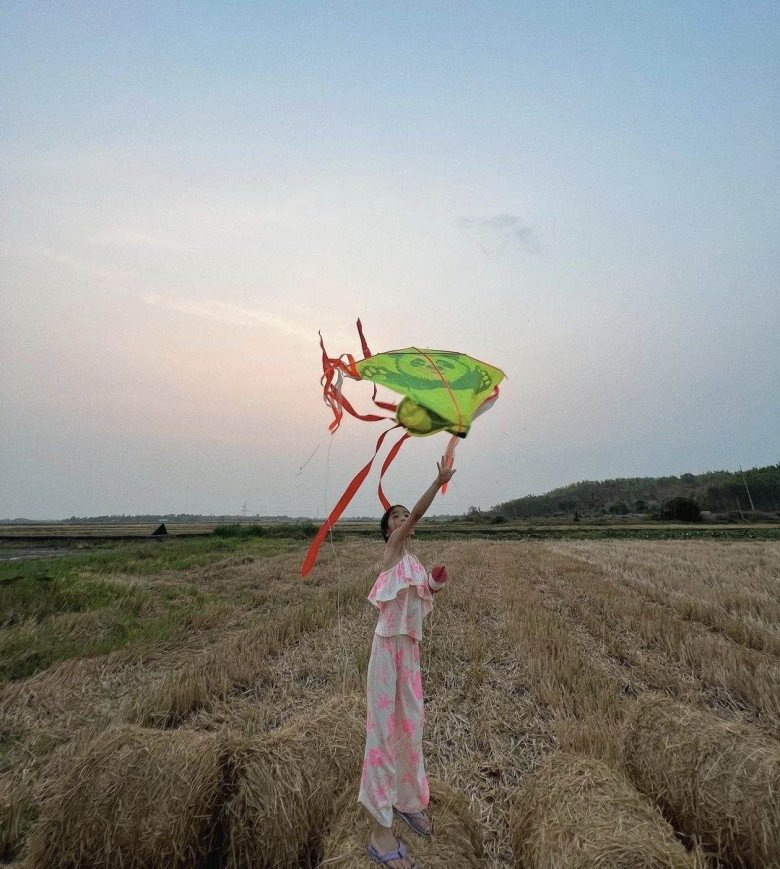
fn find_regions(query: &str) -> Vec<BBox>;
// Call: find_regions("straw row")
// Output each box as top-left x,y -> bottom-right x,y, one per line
510,751 -> 704,868
124,569 -> 370,727
592,562 -> 779,656
556,539 -> 780,594
20,688 -> 487,868
500,547 -> 625,731
625,694 -> 780,868
418,542 -> 558,864
24,725 -> 225,868
222,693 -> 365,867
530,546 -> 780,722
553,540 -> 780,637
518,549 -> 708,702
494,546 -> 709,865
505,545 -> 780,866
24,694 -> 363,868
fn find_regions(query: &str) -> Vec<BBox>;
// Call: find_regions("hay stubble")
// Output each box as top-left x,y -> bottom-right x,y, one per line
1,539 -> 778,867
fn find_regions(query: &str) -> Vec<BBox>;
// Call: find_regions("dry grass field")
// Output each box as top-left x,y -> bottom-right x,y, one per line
1,538 -> 778,868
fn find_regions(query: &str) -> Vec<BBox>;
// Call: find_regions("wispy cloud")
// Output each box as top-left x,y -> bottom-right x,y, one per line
89,228 -> 195,253
459,213 -> 538,255
34,248 -> 135,286
143,293 -> 311,340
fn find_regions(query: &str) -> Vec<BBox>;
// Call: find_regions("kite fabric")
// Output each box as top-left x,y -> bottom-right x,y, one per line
300,320 -> 505,576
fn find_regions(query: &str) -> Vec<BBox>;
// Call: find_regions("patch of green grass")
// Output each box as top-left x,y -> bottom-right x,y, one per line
0,535 -> 291,587
0,589 -> 211,681
212,522 -> 316,539
0,589 -> 233,682
0,572 -> 139,627
0,537 -> 297,683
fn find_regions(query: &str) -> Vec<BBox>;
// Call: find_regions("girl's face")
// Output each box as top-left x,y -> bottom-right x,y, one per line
387,505 -> 410,535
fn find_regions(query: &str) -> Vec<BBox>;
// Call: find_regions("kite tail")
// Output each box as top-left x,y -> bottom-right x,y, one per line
355,318 -> 399,414
319,332 -> 379,432
301,424 -> 402,577
319,326 -> 397,432
356,317 -> 372,358
439,387 -> 499,495
440,434 -> 459,495
475,385 -> 500,420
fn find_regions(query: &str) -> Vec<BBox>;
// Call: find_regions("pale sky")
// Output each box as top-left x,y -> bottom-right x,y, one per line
1,2 -> 778,520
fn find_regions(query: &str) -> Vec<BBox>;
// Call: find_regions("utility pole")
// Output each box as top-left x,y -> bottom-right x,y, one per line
739,467 -> 755,512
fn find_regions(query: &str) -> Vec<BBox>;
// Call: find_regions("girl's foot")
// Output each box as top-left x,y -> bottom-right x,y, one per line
393,807 -> 432,837
367,831 -> 416,869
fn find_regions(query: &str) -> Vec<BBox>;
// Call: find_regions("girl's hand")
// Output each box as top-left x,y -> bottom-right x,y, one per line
429,563 -> 449,592
431,564 -> 448,584
436,458 -> 456,485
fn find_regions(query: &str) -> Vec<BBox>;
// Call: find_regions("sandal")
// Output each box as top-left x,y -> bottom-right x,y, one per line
367,837 -> 417,867
393,807 -> 432,838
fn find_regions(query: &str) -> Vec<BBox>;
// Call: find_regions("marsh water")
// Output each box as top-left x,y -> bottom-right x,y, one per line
0,546 -> 74,563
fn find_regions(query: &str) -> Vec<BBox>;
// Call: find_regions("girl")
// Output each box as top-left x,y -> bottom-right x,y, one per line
360,458 -> 454,869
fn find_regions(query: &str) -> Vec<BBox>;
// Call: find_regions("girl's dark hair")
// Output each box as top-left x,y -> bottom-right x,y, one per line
381,505 -> 407,541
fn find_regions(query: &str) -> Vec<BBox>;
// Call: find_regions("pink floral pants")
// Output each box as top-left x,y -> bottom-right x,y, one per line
358,633 -> 429,827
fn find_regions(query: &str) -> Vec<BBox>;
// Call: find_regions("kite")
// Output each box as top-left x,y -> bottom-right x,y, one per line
301,320 -> 505,576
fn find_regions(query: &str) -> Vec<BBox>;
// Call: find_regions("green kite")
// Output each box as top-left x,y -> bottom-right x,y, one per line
301,320 -> 505,576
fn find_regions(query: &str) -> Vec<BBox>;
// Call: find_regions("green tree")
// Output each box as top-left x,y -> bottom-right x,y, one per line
660,496 -> 701,522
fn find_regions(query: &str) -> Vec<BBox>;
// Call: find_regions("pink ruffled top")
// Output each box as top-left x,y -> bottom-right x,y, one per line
368,552 -> 434,641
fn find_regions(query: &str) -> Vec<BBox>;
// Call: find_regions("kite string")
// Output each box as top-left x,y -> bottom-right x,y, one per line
424,589 -> 434,697
296,443 -> 319,476
324,433 -> 349,688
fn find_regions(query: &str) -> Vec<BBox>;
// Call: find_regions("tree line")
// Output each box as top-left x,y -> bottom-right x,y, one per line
491,464 -> 780,520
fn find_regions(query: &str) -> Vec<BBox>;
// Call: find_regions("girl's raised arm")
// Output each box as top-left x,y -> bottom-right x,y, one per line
391,459 -> 455,544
